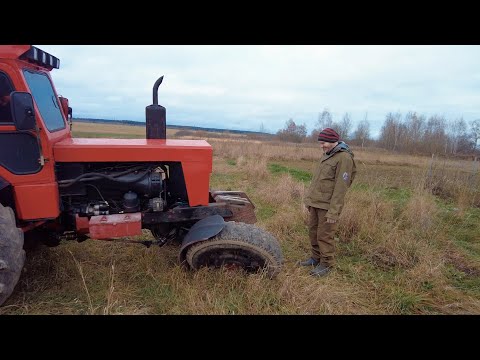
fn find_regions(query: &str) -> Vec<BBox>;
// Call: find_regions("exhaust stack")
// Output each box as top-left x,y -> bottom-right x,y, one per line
146,76 -> 166,139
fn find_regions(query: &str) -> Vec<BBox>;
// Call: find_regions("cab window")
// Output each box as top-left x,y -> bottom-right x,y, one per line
0,72 -> 14,124
23,69 -> 65,132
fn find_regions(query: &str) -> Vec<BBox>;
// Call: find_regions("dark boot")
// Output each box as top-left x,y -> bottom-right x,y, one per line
298,258 -> 320,267
310,264 -> 332,277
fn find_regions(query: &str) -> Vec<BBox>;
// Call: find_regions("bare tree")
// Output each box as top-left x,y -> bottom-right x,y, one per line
277,118 -> 307,143
403,112 -> 425,153
336,112 -> 352,141
309,108 -> 334,141
353,113 -> 370,148
259,122 -> 266,133
376,112 -> 478,156
448,117 -> 469,155
471,119 -> 480,153
423,115 -> 447,155
317,108 -> 333,129
456,119 -> 473,154
380,112 -> 403,151
297,123 -> 307,138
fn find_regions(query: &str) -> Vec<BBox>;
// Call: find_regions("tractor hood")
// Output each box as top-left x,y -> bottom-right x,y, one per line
54,138 -> 212,168
53,138 -> 213,206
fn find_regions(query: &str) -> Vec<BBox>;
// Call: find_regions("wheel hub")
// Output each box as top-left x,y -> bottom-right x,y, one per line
197,248 -> 265,272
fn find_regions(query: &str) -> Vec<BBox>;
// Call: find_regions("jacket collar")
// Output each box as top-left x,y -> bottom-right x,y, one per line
322,141 -> 354,161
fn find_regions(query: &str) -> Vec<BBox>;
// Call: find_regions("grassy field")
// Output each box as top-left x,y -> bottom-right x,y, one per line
1,122 -> 479,314
71,121 -> 179,138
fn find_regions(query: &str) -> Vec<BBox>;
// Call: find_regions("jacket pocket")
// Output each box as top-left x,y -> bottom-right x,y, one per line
320,163 -> 337,180
319,191 -> 333,202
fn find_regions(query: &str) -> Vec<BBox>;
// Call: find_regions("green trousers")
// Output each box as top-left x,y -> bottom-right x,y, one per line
308,207 -> 338,267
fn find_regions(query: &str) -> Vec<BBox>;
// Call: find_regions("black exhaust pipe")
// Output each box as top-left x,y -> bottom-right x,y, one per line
146,76 -> 166,140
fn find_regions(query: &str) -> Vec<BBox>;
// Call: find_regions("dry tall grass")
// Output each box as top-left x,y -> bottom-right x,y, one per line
72,121 -> 179,138
1,125 -> 479,315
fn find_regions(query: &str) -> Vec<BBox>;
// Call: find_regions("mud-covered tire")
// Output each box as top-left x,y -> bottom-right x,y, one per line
186,222 -> 283,278
0,204 -> 25,306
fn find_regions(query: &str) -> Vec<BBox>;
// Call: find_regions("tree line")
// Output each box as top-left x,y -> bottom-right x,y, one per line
275,108 -> 480,156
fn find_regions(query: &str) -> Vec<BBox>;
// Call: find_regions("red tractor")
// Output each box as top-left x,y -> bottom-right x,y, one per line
0,45 -> 283,306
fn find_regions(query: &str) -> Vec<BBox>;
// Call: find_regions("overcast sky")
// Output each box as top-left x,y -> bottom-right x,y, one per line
37,45 -> 480,138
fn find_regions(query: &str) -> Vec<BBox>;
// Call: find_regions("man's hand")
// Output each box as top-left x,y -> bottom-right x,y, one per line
326,218 -> 337,224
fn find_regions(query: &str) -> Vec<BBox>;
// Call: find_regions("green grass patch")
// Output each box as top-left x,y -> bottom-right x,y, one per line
446,266 -> 480,296
350,182 -> 370,192
421,281 -> 434,291
442,206 -> 480,295
226,159 -> 237,166
138,283 -> 176,314
333,256 -> 432,314
337,253 -> 430,315
440,207 -> 480,260
335,248 -> 401,289
268,163 -> 312,182
464,207 -> 480,226
381,187 -> 412,204
390,289 -> 427,314
210,172 -> 242,191
380,187 -> 412,218
256,203 -> 277,221
454,240 -> 480,258
337,241 -> 364,262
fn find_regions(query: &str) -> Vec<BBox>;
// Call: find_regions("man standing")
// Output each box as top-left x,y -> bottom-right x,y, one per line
301,128 -> 356,276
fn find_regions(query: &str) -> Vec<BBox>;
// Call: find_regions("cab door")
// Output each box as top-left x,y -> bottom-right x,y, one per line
0,69 -> 42,175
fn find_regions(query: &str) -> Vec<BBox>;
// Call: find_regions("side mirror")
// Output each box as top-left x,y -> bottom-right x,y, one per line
10,91 -> 36,131
59,96 -> 72,120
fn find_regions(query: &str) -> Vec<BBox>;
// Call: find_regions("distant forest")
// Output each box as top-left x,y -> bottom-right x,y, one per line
277,109 -> 480,157
72,118 -> 269,136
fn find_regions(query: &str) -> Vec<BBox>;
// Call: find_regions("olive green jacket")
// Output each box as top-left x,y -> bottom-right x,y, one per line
304,143 -> 356,220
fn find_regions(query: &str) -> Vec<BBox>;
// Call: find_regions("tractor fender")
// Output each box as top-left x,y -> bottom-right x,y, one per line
179,215 -> 226,265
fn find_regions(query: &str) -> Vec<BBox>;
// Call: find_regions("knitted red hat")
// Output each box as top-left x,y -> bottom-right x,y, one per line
318,128 -> 340,143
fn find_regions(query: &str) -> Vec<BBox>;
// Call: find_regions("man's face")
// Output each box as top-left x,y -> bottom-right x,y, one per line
319,141 -> 337,153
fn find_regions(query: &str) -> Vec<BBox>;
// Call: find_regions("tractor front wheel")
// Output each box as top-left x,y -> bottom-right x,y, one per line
186,222 -> 283,278
0,204 -> 25,306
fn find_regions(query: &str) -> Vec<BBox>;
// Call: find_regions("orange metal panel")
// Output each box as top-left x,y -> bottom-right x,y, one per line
0,159 -> 54,187
89,213 -> 142,239
54,138 -> 212,165
0,125 -> 16,131
0,45 -> 31,60
75,215 -> 90,234
13,182 -> 60,220
182,161 -> 211,206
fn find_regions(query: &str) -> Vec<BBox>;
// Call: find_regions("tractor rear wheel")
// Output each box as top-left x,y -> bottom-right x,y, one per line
0,204 -> 25,306
186,222 -> 283,278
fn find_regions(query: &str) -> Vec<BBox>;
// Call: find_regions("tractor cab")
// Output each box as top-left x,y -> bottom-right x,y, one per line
0,46 -> 72,221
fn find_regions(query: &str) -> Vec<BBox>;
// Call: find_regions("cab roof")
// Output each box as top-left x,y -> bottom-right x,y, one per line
0,45 -> 60,70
